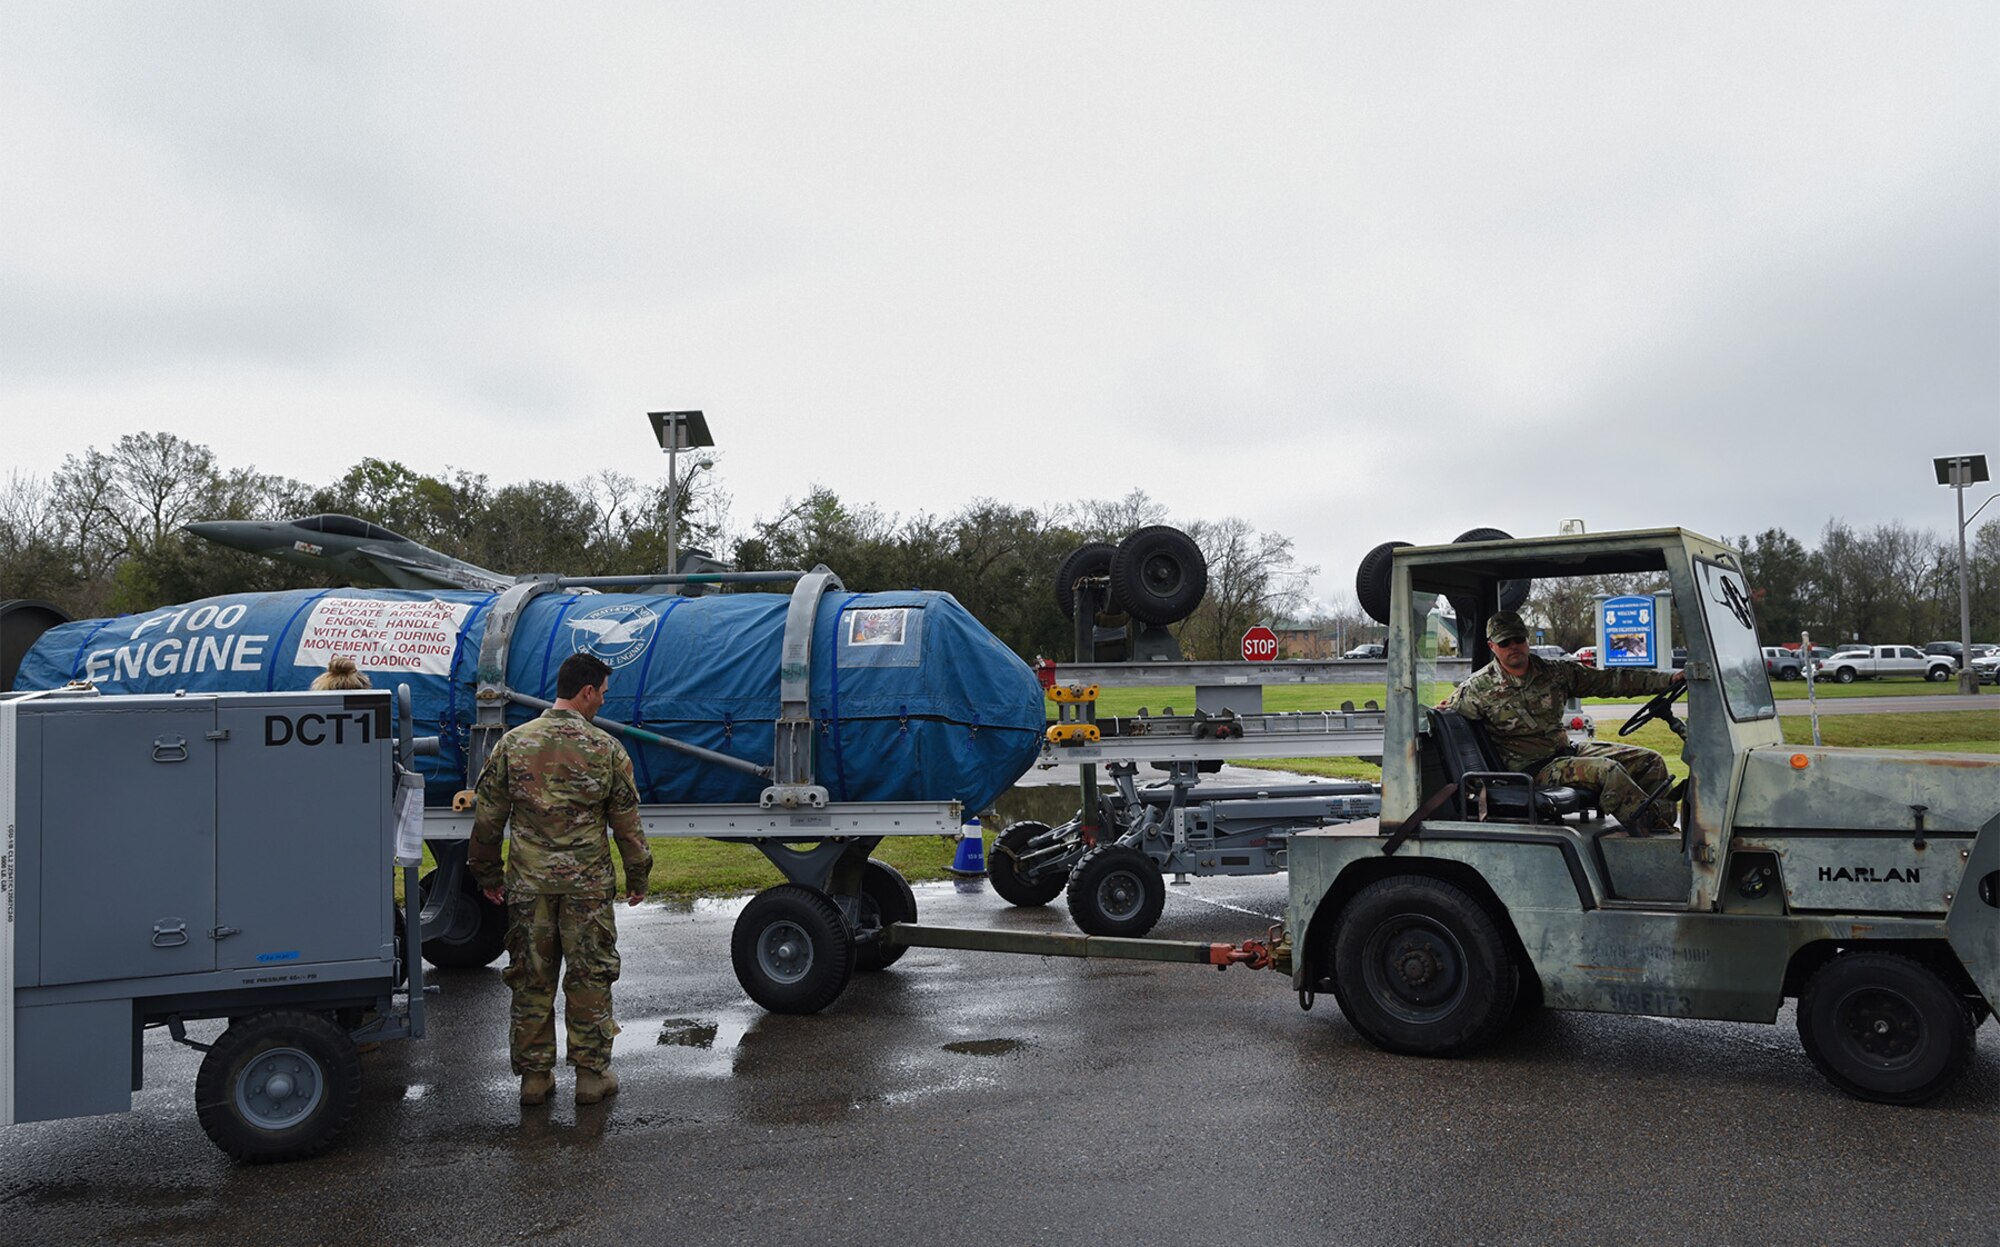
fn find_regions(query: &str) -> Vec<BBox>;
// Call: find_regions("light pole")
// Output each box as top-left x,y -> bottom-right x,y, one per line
1933,453 -> 1992,695
649,410 -> 716,578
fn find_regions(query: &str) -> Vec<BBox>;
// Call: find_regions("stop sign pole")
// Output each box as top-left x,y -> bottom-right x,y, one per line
1242,625 -> 1279,662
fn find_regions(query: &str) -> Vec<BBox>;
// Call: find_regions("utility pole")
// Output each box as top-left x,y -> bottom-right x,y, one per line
1933,454 -> 1992,695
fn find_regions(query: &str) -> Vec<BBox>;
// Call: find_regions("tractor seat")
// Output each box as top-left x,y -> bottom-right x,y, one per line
1426,709 -> 1592,824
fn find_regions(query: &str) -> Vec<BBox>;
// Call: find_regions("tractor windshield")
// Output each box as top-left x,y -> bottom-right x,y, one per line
1694,556 -> 1776,722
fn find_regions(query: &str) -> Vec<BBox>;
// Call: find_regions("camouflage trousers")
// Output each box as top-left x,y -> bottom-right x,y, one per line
502,893 -> 622,1074
1536,741 -> 1674,830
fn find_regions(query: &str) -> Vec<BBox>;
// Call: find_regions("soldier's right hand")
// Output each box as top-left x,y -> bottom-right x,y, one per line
482,885 -> 505,905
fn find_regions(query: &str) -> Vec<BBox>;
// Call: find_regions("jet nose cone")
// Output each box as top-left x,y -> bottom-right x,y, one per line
183,520 -> 270,550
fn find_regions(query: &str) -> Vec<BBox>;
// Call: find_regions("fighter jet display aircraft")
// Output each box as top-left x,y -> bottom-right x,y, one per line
183,514 -> 516,592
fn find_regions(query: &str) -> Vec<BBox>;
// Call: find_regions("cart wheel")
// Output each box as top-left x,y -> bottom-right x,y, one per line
1067,844 -> 1166,937
195,1010 -> 361,1163
1452,528 -> 1532,612
1054,542 -> 1126,623
854,859 -> 918,972
418,868 -> 507,969
990,820 -> 1070,907
1354,541 -> 1412,626
1111,526 -> 1208,626
732,885 -> 856,1014
1796,953 -> 1977,1105
1330,875 -> 1517,1056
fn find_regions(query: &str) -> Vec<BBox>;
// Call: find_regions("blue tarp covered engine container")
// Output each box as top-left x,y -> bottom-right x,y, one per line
16,588 -> 1045,813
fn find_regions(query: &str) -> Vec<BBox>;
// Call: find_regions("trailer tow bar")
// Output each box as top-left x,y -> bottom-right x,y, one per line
881,922 -> 1287,974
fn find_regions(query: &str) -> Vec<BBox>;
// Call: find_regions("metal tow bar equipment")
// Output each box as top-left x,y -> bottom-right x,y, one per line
882,923 -> 1284,973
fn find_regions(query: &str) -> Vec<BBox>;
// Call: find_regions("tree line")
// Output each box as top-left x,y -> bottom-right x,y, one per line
0,433 -> 1317,662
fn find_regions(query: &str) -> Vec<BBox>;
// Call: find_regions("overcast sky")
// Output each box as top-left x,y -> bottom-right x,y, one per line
4,3 -> 1994,607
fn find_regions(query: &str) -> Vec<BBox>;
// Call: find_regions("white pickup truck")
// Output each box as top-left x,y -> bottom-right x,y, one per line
1812,644 -> 1957,683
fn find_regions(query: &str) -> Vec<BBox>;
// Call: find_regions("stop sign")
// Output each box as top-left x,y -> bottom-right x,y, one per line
1242,626 -> 1279,662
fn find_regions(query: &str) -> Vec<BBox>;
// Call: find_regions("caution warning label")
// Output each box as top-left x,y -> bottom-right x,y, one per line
292,597 -> 473,675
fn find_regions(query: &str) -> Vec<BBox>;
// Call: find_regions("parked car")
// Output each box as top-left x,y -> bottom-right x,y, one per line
1812,645 -> 1957,683
1923,641 -> 1966,669
1341,643 -> 1385,660
1970,643 -> 2000,660
1761,646 -> 1803,679
1530,645 -> 1567,661
1971,651 -> 2000,685
1672,647 -> 1688,670
1571,646 -> 1597,667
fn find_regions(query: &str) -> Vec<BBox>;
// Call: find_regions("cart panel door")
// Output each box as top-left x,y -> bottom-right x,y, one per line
41,708 -> 217,984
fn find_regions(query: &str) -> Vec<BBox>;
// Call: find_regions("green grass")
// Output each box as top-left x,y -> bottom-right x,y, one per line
1086,675 -> 1983,713
420,709 -> 1994,902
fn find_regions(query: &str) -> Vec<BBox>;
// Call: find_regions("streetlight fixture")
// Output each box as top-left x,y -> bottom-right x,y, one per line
1933,453 -> 1991,695
649,409 -> 715,578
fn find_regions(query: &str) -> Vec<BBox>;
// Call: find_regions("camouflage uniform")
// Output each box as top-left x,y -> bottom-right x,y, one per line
469,709 -> 652,1075
1444,654 -> 1679,830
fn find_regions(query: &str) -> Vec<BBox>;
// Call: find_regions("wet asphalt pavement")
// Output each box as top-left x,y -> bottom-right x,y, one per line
4,876 -> 1996,1247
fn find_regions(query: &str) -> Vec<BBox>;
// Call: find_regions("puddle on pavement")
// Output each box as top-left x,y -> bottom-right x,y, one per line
401,1083 -> 431,1101
656,1017 -> 720,1049
942,1037 -> 1026,1056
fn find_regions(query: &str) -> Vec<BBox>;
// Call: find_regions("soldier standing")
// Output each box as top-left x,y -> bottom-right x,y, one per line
469,652 -> 652,1106
1444,611 -> 1685,833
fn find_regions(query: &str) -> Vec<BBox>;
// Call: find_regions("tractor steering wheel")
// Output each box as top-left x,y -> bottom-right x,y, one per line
1619,680 -> 1687,738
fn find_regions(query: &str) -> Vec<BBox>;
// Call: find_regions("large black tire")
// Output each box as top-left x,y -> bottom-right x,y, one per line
854,859 -> 917,972
1834,667 -> 1857,684
1453,528 -> 1531,613
1926,665 -> 1952,682
195,1010 -> 361,1163
1066,844 -> 1166,937
1055,542 -> 1125,623
1355,541 -> 1412,625
418,867 -> 508,969
732,885 -> 856,1014
989,820 -> 1070,907
1330,876 -> 1518,1056
1796,953 -> 1977,1105
1111,526 -> 1208,626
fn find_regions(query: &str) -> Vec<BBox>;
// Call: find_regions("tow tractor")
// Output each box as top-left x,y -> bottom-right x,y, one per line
777,528 -> 1999,1105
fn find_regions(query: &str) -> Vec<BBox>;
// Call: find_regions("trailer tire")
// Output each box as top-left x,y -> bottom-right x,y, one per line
195,1010 -> 361,1163
854,859 -> 917,972
732,885 -> 856,1014
418,868 -> 508,969
1796,952 -> 1977,1105
1330,876 -> 1517,1056
1055,542 -> 1125,623
989,821 -> 1070,907
1452,528 -> 1532,613
1112,526 -> 1208,626
1355,541 -> 1412,625
1067,844 -> 1166,937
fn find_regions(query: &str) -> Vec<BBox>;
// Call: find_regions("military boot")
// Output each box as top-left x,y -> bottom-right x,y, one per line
575,1068 -> 619,1105
519,1071 -> 555,1106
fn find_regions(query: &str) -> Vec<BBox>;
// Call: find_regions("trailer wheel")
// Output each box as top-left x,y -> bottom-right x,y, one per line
732,885 -> 856,1014
195,1010 -> 361,1163
989,820 -> 1069,907
1452,528 -> 1532,612
1067,844 -> 1166,937
1055,542 -> 1126,623
1330,876 -> 1517,1056
1796,953 -> 1977,1105
1355,541 -> 1412,626
854,859 -> 917,972
418,868 -> 507,969
1112,526 -> 1208,626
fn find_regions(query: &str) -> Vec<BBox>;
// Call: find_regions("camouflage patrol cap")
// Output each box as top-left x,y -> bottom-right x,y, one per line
1485,611 -> 1530,643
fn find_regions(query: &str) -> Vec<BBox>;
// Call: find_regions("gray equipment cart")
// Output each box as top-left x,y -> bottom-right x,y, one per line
1,686 -> 427,1161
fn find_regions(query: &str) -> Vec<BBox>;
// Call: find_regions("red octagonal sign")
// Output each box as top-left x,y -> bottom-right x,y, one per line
1241,625 -> 1279,662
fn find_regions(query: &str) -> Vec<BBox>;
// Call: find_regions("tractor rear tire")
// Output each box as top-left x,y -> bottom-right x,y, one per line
1330,876 -> 1517,1056
1355,541 -> 1412,625
1452,528 -> 1531,613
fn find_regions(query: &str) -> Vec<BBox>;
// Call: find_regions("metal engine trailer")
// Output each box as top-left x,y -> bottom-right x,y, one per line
1,685 -> 429,1161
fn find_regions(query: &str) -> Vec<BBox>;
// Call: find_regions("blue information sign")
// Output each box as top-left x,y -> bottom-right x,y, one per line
1600,595 -> 1657,668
